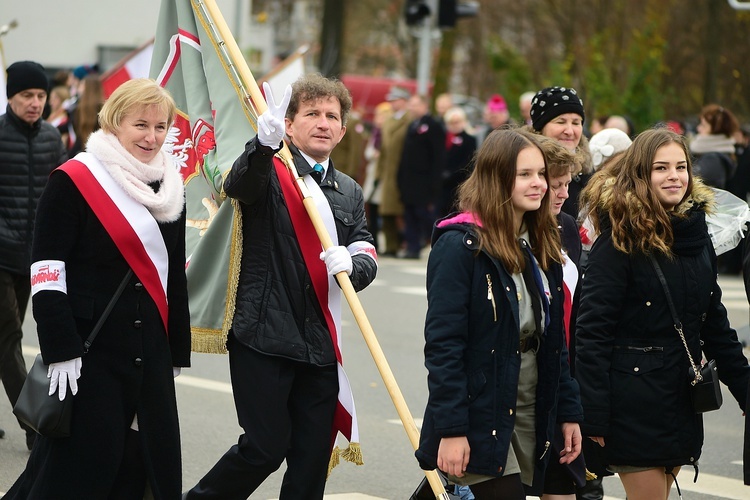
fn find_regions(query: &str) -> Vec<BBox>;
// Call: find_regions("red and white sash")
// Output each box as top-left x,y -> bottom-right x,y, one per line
58,153 -> 170,332
273,157 -> 360,463
561,251 -> 578,349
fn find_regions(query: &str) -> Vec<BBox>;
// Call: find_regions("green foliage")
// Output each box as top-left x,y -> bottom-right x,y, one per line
581,34 -> 620,120
486,35 -> 533,117
620,22 -> 669,132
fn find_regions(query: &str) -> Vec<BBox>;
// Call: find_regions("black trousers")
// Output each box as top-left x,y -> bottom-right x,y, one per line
187,332 -> 339,500
403,204 -> 434,256
0,269 -> 32,433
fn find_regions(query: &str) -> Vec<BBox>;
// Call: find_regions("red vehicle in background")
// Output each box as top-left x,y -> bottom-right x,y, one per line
340,74 -> 482,127
340,75 -> 421,122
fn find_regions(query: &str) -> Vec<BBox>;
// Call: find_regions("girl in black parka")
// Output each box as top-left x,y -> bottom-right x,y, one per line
416,129 -> 583,499
576,128 -> 750,500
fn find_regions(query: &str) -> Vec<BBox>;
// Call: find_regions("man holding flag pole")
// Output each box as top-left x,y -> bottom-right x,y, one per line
184,75 -> 377,499
151,0 -> 451,497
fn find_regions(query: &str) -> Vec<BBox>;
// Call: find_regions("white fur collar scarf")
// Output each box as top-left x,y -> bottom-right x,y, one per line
86,130 -> 184,223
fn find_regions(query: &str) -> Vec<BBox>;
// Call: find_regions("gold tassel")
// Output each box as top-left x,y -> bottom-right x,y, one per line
326,446 -> 341,478
585,468 -> 598,481
190,328 -> 228,354
340,442 -> 364,466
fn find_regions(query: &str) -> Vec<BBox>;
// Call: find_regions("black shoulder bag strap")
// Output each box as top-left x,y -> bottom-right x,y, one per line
647,254 -> 703,384
83,269 -> 133,353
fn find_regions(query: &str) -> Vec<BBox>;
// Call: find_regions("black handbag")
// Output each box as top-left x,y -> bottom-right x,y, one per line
13,269 -> 133,437
689,358 -> 723,413
649,256 -> 722,413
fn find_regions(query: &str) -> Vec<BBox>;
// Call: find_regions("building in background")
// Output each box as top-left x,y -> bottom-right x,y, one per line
0,0 -> 310,78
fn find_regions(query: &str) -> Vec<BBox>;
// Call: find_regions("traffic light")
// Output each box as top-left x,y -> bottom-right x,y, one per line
438,0 -> 479,28
404,0 -> 431,26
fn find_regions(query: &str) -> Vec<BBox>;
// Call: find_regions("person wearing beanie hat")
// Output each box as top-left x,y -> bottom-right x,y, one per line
0,60 -> 65,451
6,60 -> 49,125
530,86 -> 585,151
72,64 -> 93,81
484,93 -> 509,129
531,86 -> 589,220
588,128 -> 633,170
475,93 -> 511,144
6,60 -> 49,99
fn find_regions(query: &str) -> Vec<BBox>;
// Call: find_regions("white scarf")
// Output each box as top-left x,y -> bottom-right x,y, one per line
85,130 -> 184,222
690,134 -> 736,155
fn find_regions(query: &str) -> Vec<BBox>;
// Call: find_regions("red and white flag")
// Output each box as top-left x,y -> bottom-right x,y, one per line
101,39 -> 155,98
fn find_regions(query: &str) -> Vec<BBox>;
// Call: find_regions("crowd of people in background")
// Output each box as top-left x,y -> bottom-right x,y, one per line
3,55 -> 750,499
340,84 -> 750,274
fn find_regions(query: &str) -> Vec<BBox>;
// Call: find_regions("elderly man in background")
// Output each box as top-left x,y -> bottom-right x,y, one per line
0,61 -> 66,449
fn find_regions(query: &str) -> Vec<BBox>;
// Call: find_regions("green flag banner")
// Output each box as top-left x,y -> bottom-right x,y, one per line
150,0 -> 257,353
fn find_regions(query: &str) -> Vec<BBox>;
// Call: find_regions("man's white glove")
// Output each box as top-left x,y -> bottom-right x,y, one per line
48,357 -> 82,401
256,82 -> 292,148
320,246 -> 353,276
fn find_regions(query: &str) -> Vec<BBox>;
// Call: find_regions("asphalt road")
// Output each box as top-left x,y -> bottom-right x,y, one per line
1,253 -> 749,499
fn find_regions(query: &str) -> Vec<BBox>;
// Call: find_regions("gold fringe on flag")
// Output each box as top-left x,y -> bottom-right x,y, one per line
326,446 -> 341,478
340,442 -> 364,466
189,198 -> 244,355
326,442 -> 364,478
585,469 -> 598,481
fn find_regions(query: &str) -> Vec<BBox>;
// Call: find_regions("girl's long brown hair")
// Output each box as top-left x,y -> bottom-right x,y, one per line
457,128 -> 562,272
580,128 -> 694,255
74,75 -> 104,148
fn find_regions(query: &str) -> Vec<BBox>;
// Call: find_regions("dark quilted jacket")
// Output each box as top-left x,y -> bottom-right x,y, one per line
224,138 -> 377,365
0,105 -> 66,274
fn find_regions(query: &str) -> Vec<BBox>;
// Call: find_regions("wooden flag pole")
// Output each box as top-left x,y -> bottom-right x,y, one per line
197,0 -> 451,497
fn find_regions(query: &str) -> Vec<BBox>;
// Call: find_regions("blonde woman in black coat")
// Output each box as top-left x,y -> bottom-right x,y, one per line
576,128 -> 750,500
6,79 -> 190,499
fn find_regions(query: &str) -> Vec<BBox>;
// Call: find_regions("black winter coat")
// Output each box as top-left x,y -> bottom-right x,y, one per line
224,139 -> 377,365
576,209 -> 750,468
0,105 -> 66,275
693,151 -> 736,189
397,114 -> 446,206
416,219 -> 583,481
6,166 -> 191,499
439,131 -> 477,217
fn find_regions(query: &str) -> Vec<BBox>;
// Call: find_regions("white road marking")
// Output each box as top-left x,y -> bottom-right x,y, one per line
270,495 -> 387,500
22,345 -> 234,394
388,418 -> 422,429
392,286 -> 427,296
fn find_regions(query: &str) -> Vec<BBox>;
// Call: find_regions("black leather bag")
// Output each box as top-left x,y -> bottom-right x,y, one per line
689,358 -> 723,413
649,256 -> 722,414
13,354 -> 73,437
13,269 -> 133,438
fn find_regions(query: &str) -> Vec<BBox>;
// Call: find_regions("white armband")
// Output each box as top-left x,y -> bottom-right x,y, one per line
347,241 -> 378,266
30,260 -> 67,296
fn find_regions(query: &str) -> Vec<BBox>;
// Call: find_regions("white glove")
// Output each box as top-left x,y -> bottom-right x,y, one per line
320,246 -> 353,276
48,357 -> 82,401
256,82 -> 292,148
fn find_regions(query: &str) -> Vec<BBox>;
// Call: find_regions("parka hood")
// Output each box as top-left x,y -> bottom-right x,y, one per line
432,212 -> 480,246
590,169 -> 715,216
